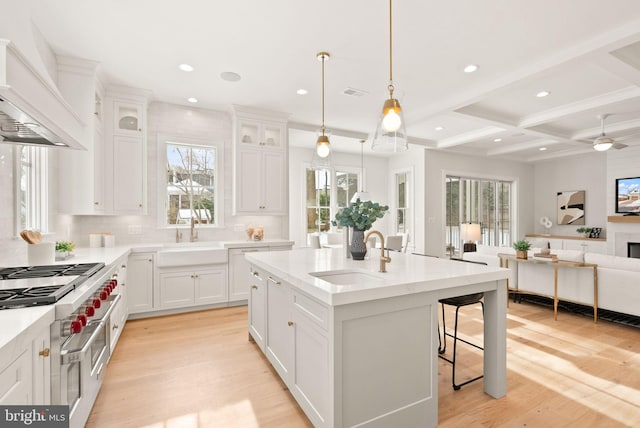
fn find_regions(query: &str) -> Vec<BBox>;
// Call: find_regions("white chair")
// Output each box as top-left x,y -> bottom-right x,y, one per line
398,232 -> 409,253
308,234 -> 321,249
385,235 -> 403,252
325,232 -> 343,245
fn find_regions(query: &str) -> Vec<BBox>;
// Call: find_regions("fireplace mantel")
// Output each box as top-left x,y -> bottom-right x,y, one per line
607,216 -> 640,223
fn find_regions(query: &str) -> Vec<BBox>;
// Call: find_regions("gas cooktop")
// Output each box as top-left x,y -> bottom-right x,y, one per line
0,262 -> 105,309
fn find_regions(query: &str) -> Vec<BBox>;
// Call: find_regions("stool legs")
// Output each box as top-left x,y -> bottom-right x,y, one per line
438,301 -> 485,390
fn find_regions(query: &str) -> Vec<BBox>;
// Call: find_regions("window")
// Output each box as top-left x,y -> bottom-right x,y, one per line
395,171 -> 409,233
446,176 -> 513,256
15,146 -> 48,233
160,138 -> 222,227
305,167 -> 358,234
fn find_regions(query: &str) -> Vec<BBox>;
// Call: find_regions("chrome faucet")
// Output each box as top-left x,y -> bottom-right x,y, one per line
190,217 -> 198,242
364,230 -> 391,273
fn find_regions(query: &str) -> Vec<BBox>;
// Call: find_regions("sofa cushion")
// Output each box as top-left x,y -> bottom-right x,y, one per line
585,253 -> 640,272
477,244 -> 515,256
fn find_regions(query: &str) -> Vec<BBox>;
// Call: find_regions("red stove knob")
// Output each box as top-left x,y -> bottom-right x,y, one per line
110,279 -> 118,288
70,320 -> 82,334
92,298 -> 101,309
105,285 -> 113,294
99,290 -> 108,300
77,314 -> 87,326
85,305 -> 95,317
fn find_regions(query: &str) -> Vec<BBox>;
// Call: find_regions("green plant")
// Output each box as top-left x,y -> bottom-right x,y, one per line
55,241 -> 75,253
334,199 -> 389,231
576,227 -> 593,234
513,240 -> 531,251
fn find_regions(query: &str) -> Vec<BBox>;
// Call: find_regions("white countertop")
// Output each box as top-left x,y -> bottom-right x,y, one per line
246,248 -> 511,306
0,305 -> 55,368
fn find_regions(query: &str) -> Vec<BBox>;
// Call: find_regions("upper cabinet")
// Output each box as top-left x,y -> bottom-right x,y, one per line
232,105 -> 289,216
114,101 -> 145,134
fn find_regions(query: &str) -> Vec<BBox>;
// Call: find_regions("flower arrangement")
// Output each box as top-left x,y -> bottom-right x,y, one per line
334,199 -> 389,231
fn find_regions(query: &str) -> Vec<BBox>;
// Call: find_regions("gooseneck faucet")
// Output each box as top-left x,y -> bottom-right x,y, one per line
364,230 -> 391,273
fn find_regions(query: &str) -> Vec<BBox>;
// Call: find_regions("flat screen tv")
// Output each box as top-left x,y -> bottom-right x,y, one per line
616,176 -> 640,214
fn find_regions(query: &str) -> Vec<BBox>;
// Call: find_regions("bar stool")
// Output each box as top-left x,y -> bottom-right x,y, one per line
438,259 -> 486,390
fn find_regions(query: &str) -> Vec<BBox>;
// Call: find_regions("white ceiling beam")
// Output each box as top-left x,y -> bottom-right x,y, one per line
436,126 -> 504,148
571,118 -> 640,140
525,147 -> 594,163
486,139 -> 559,156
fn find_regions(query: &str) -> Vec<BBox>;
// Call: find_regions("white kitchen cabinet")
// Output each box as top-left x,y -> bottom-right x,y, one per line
109,258 -> 129,353
265,272 -> 294,384
57,57 -> 105,214
232,106 -> 288,216
127,252 -> 155,314
248,267 -> 267,351
104,89 -> 149,215
159,266 -> 227,309
291,293 -> 330,426
0,325 -> 50,405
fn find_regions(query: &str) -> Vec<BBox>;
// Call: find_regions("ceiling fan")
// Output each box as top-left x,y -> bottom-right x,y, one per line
592,114 -> 627,151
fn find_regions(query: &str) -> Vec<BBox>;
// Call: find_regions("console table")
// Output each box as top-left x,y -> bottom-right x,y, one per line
497,254 -> 598,322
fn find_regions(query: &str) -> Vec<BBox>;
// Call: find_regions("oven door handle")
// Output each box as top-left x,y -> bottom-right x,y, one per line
60,294 -> 121,365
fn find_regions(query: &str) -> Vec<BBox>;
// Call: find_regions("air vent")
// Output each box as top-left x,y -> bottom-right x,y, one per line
342,87 -> 369,97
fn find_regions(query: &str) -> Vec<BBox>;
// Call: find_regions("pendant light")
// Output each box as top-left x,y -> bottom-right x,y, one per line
311,52 -> 332,170
351,140 -> 370,202
372,0 -> 408,153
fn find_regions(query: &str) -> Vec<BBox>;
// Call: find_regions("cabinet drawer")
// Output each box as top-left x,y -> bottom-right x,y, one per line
293,292 -> 328,331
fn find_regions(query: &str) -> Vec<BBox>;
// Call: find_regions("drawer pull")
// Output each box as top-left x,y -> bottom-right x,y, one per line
39,348 -> 50,357
251,271 -> 260,278
288,321 -> 294,327
267,276 -> 281,286
251,285 -> 258,290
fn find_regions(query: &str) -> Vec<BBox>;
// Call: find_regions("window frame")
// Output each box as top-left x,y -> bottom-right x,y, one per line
156,134 -> 224,228
14,145 -> 49,235
392,167 -> 413,236
303,164 -> 361,235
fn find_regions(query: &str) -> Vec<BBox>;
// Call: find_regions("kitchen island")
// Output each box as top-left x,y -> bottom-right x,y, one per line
245,248 -> 510,428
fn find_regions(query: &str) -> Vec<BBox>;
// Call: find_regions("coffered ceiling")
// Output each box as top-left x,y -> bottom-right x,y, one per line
23,0 -> 640,161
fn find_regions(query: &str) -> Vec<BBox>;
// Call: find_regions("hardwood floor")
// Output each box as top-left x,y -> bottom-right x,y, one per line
87,302 -> 640,427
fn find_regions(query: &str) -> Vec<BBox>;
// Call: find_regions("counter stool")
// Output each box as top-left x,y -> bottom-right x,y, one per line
438,259 -> 486,390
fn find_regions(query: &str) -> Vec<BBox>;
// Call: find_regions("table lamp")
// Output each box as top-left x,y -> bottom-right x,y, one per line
460,223 -> 481,253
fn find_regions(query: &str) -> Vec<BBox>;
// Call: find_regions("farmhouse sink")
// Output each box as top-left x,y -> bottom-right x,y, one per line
309,269 -> 385,286
157,245 -> 227,267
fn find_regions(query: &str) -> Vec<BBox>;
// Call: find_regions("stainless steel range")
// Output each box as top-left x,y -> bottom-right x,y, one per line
0,261 -> 122,428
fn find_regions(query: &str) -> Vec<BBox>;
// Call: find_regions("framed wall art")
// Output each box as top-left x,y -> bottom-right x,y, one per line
557,190 -> 585,225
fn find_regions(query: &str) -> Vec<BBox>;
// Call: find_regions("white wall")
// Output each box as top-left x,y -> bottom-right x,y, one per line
424,150 -> 535,258
533,152 -> 607,237
288,146 -> 390,248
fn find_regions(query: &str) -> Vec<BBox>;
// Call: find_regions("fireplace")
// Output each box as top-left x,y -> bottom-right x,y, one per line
629,242 -> 640,259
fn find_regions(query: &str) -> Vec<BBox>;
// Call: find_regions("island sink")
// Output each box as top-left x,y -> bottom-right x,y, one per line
309,269 -> 385,285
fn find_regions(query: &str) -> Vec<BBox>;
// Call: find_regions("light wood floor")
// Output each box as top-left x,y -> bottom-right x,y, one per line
87,302 -> 640,427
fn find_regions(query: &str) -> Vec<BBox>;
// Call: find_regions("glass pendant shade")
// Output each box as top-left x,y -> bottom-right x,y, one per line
372,98 -> 408,152
316,135 -> 331,157
310,133 -> 332,170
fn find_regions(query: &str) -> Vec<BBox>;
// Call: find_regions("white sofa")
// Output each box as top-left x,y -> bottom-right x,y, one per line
463,244 -> 640,317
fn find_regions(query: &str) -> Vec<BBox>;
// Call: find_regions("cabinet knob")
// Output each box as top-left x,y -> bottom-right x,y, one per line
121,264 -> 127,269
39,348 -> 50,357
288,321 -> 294,327
94,201 -> 100,205
113,324 -> 119,330
251,285 -> 258,290
139,204 -> 143,208
121,282 -> 126,286
148,259 -> 153,262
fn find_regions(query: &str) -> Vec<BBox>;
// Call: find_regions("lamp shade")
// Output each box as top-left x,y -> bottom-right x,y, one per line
460,223 -> 481,242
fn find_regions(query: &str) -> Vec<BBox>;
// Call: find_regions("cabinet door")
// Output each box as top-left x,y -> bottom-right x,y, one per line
262,151 -> 286,214
291,307 -> 329,426
93,125 -> 105,211
159,271 -> 195,309
0,348 -> 32,404
128,253 -> 155,314
266,275 -> 294,384
114,101 -> 144,134
262,122 -> 284,149
236,149 -> 263,212
108,298 -> 124,353
248,268 -> 267,351
32,328 -> 51,405
113,135 -> 145,214
238,119 -> 261,148
194,267 -> 227,305
229,247 -> 269,301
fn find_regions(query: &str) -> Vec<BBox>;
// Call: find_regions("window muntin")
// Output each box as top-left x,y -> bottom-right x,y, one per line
164,142 -> 218,226
446,175 -> 513,257
395,172 -> 408,233
16,146 -> 48,233
305,167 -> 359,234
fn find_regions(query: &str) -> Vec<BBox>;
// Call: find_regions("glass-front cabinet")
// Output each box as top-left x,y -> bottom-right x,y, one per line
238,118 -> 284,149
114,101 -> 144,134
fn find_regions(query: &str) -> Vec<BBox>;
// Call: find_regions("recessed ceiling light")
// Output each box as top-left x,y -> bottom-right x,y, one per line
494,138 -> 502,142
178,64 -> 194,72
220,71 -> 242,82
536,91 -> 550,98
187,97 -> 198,103
435,126 -> 444,131
539,147 -> 547,151
463,64 -> 479,73
296,89 -> 308,95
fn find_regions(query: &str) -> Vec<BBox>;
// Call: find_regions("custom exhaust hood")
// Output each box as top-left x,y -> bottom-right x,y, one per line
0,38 -> 86,150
